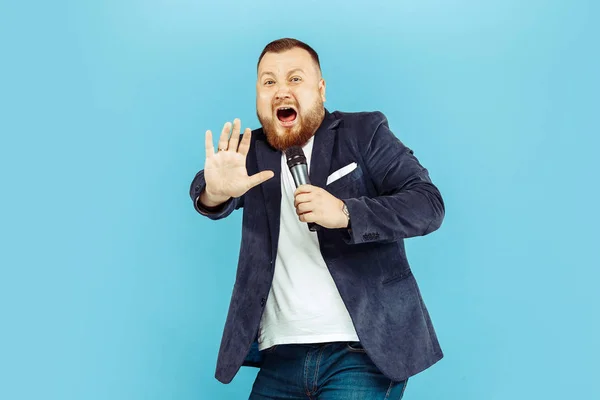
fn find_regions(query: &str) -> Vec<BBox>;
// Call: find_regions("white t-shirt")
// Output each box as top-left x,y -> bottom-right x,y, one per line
257,136 -> 359,350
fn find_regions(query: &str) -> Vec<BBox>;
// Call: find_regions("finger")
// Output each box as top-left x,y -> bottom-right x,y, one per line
247,170 -> 275,189
296,202 -> 313,215
218,121 -> 231,151
294,184 -> 314,196
294,193 -> 312,208
228,118 -> 241,152
205,130 -> 214,158
299,212 -> 315,223
238,128 -> 252,156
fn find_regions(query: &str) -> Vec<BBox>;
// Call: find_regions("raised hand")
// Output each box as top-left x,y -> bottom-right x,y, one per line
201,118 -> 274,207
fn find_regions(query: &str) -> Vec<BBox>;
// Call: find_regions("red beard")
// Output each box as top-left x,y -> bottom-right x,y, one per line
257,100 -> 325,151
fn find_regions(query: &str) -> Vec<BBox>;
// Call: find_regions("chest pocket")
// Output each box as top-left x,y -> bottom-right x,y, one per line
325,164 -> 365,196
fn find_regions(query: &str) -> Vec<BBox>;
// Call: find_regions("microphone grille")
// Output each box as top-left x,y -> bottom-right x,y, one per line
284,146 -> 307,168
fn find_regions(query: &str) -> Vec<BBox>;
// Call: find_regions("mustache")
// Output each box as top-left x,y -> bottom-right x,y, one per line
272,101 -> 298,110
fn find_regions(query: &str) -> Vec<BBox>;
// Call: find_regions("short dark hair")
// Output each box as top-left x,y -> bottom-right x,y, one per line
257,38 -> 321,73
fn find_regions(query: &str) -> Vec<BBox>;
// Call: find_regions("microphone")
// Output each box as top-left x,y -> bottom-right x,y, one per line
284,146 -> 320,232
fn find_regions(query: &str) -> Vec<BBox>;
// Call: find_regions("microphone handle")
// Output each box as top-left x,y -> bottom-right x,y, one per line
290,165 -> 321,231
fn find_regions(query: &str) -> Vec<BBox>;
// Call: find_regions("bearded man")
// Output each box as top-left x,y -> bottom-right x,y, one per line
190,37 -> 445,399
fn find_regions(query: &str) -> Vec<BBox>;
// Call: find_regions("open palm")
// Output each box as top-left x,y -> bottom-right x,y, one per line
203,119 -> 274,201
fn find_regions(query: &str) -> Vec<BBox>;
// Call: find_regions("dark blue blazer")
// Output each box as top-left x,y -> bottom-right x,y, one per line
189,109 -> 445,384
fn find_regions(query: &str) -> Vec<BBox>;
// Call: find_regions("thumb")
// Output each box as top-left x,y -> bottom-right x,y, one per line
247,170 -> 275,189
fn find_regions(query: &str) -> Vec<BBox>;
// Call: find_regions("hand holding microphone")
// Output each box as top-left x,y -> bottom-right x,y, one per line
285,146 -> 350,231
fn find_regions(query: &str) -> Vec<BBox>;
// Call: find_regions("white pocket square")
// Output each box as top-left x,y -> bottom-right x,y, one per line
326,162 -> 358,185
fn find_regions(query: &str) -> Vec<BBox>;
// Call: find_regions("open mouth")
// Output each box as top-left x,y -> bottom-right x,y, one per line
276,106 -> 297,126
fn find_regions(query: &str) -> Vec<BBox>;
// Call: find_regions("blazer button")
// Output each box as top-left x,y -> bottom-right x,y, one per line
260,298 -> 266,307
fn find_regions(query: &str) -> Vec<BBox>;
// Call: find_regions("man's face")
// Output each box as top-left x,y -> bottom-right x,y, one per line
256,47 -> 326,151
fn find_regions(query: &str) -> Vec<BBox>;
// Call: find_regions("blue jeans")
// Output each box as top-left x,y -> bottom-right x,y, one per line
249,342 -> 408,399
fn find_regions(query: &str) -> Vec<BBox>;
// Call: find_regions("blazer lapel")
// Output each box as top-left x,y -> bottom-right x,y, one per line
309,109 -> 341,188
255,138 -> 282,262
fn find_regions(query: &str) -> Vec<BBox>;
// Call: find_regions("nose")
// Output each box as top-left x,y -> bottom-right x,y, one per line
274,84 -> 292,101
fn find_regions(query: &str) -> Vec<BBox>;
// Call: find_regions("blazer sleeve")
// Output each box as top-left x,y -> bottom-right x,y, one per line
189,169 -> 244,219
342,112 -> 445,244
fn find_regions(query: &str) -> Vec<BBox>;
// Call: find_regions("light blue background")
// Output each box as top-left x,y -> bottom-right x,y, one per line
1,1 -> 598,399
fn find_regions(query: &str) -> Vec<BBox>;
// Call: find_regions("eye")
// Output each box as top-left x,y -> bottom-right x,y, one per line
290,76 -> 302,82
264,79 -> 275,85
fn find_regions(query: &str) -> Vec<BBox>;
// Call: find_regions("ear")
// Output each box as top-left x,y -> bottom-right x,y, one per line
319,78 -> 326,102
